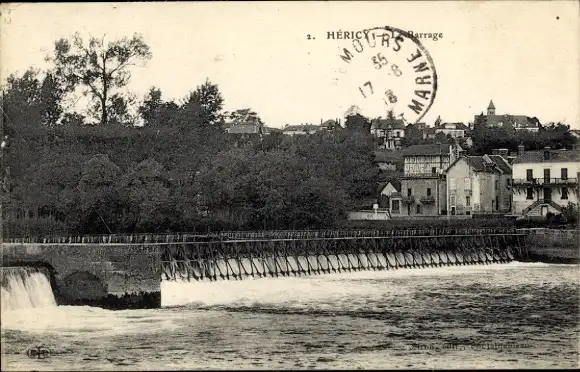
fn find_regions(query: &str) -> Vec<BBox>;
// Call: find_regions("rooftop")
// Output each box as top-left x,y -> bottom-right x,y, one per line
227,123 -> 263,134
400,143 -> 453,157
282,124 -> 321,132
512,149 -> 580,164
371,118 -> 406,130
487,155 -> 512,174
439,122 -> 469,130
374,150 -> 403,163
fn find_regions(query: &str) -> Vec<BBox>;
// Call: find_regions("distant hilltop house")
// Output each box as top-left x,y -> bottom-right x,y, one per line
282,119 -> 341,136
511,147 -> 580,218
226,122 -> 268,136
570,129 -> 580,139
370,118 -> 406,150
474,100 -> 540,132
435,122 -> 469,138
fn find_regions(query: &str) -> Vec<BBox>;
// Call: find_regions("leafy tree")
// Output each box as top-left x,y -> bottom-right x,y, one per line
48,32 -> 152,125
345,113 -> 371,132
72,154 -> 123,233
228,108 -> 263,125
178,79 -> 224,131
119,158 -> 175,232
402,123 -> 424,147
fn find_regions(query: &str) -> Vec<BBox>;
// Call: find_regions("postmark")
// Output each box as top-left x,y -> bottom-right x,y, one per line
335,26 -> 437,124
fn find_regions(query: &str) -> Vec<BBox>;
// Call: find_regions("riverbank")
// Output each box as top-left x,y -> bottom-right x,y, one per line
518,228 -> 579,264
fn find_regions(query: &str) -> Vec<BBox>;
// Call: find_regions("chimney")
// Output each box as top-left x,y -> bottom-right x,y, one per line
517,143 -> 525,156
543,146 -> 551,161
498,148 -> 509,157
320,118 -> 323,125
492,149 -> 499,155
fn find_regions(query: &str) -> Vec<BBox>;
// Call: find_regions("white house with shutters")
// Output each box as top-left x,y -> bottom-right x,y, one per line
511,147 -> 580,217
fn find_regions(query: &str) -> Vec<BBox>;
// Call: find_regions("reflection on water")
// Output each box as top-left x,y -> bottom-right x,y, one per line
1,262 -> 578,370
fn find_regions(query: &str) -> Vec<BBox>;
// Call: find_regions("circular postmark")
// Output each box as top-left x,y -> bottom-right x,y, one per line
334,26 -> 437,124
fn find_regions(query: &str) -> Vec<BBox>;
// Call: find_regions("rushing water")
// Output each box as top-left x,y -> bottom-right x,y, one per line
1,267 -> 57,313
1,262 -> 578,370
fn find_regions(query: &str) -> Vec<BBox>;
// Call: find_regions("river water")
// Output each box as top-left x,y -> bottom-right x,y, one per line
1,262 -> 578,370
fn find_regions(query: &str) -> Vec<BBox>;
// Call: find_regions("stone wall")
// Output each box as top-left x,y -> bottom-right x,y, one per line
1,243 -> 161,309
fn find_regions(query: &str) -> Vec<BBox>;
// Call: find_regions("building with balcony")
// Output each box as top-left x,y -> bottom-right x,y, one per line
511,147 -> 580,217
445,154 -> 512,215
391,143 -> 462,216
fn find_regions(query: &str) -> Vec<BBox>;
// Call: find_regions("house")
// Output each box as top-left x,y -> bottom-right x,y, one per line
445,154 -> 512,215
422,127 -> 436,140
282,124 -> 321,136
370,118 -> 406,150
570,129 -> 580,139
435,122 -> 469,138
474,100 -> 540,132
226,121 -> 268,146
377,180 -> 401,209
374,150 -> 403,172
393,143 -> 462,216
511,147 -> 580,217
320,119 -> 341,131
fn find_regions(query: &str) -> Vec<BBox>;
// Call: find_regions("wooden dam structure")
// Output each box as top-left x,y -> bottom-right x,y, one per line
158,227 -> 528,281
2,227 -> 530,308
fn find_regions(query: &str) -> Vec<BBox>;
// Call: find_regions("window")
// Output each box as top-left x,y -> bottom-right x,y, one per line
431,167 -> 437,174
526,169 -> 533,181
407,188 -> 412,196
562,187 -> 568,200
506,178 -> 511,186
495,196 -> 499,210
526,187 -> 534,200
561,168 -> 568,180
544,169 -> 550,182
466,196 -> 471,206
392,200 -> 400,212
495,180 -> 499,190
450,178 -> 456,190
427,188 -> 432,196
416,204 -> 421,214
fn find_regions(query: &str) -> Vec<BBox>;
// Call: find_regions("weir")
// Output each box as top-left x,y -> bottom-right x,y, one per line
160,230 -> 527,281
1,228 -> 529,309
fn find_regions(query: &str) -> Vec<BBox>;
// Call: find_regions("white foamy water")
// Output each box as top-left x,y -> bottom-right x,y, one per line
1,262 -> 578,370
1,268 -> 57,312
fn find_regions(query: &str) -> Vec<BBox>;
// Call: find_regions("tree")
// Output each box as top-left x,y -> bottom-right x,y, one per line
345,113 -> 371,132
228,108 -> 263,125
178,79 -> 224,131
49,32 -> 152,125
119,158 -> 174,232
73,154 -> 123,233
138,87 -> 180,127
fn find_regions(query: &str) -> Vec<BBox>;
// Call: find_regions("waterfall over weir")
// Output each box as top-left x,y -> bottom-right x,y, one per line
1,267 -> 57,312
160,230 -> 527,282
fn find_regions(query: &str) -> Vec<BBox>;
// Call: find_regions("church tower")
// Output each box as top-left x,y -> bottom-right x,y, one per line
487,100 -> 496,116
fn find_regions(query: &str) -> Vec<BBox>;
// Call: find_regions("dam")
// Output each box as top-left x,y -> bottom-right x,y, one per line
0,227 -> 533,309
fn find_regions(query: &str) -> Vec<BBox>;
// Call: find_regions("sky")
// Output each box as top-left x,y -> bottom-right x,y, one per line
1,1 -> 579,129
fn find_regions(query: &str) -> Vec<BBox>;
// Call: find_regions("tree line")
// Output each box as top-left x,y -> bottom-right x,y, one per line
1,33 -> 378,237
